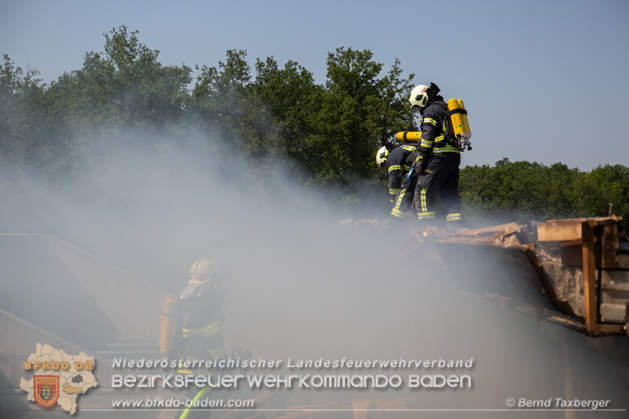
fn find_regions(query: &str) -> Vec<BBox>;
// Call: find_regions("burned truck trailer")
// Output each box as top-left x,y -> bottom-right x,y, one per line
435,216 -> 629,337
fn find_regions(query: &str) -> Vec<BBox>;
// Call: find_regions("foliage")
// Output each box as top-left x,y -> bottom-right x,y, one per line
50,26 -> 192,131
306,48 -> 415,186
190,47 -> 416,186
459,159 -> 629,229
1,27 -> 627,229
0,54 -> 49,165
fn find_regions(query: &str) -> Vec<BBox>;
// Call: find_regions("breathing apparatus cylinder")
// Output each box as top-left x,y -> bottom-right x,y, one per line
158,294 -> 179,357
396,131 -> 422,142
447,98 -> 471,140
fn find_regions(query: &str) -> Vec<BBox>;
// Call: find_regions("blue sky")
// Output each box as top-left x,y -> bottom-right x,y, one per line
2,0 -> 628,171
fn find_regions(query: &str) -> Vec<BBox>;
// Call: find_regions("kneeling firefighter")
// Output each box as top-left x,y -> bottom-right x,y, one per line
376,141 -> 418,207
409,83 -> 463,227
177,258 -> 227,419
387,145 -> 421,221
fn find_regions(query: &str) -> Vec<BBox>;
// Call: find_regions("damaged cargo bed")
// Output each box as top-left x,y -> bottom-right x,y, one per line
435,216 -> 629,337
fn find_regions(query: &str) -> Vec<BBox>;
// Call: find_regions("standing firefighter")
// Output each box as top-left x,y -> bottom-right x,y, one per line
376,143 -> 418,207
409,83 -> 463,227
178,257 -> 227,419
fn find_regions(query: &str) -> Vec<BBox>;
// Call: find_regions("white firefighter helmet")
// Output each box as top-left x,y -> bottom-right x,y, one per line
409,84 -> 429,113
376,146 -> 389,173
189,257 -> 218,286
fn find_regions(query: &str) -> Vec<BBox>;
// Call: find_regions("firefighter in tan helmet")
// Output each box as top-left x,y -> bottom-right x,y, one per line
177,258 -> 227,419
178,257 -> 226,364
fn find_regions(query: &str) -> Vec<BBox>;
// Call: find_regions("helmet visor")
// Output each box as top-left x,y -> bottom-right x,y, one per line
378,161 -> 387,173
410,104 -> 422,114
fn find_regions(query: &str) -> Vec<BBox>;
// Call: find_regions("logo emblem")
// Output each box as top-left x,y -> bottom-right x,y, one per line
34,375 -> 59,408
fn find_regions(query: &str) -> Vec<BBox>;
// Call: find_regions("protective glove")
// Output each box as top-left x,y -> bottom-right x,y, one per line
413,156 -> 429,175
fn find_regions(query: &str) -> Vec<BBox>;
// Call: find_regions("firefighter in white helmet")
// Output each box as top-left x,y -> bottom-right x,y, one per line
408,83 -> 462,227
176,258 -> 226,419
376,143 -> 418,207
376,146 -> 389,174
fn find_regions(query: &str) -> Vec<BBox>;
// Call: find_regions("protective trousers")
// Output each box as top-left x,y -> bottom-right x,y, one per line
390,169 -> 418,219
413,155 -> 462,223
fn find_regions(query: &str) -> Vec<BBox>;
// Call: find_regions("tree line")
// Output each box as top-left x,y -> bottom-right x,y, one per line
1,26 -> 415,184
1,26 -> 627,229
460,159 -> 629,229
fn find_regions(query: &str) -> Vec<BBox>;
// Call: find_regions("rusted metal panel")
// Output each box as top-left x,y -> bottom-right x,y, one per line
600,270 -> 629,323
560,244 -> 583,267
593,323 -> 625,335
581,221 -> 598,334
601,223 -> 619,269
601,270 -> 629,291
440,218 -> 628,337
601,302 -> 627,323
537,220 -> 584,242
436,225 -> 560,315
535,217 -> 628,335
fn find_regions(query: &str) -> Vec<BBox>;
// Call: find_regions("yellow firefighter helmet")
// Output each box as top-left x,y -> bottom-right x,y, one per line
189,258 -> 218,286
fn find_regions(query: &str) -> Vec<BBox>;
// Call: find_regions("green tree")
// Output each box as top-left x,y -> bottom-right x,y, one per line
307,47 -> 415,186
252,57 -> 320,172
47,26 -> 192,141
192,49 -> 253,159
460,160 -> 628,230
574,164 -> 629,222
191,47 -> 415,191
0,54 -> 51,167
10,25 -> 626,224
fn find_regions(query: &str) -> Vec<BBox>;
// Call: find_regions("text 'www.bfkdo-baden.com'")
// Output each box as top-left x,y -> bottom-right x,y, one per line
111,396 -> 255,409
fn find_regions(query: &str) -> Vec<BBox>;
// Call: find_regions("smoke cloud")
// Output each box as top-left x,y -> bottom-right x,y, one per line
1,123 -> 628,418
